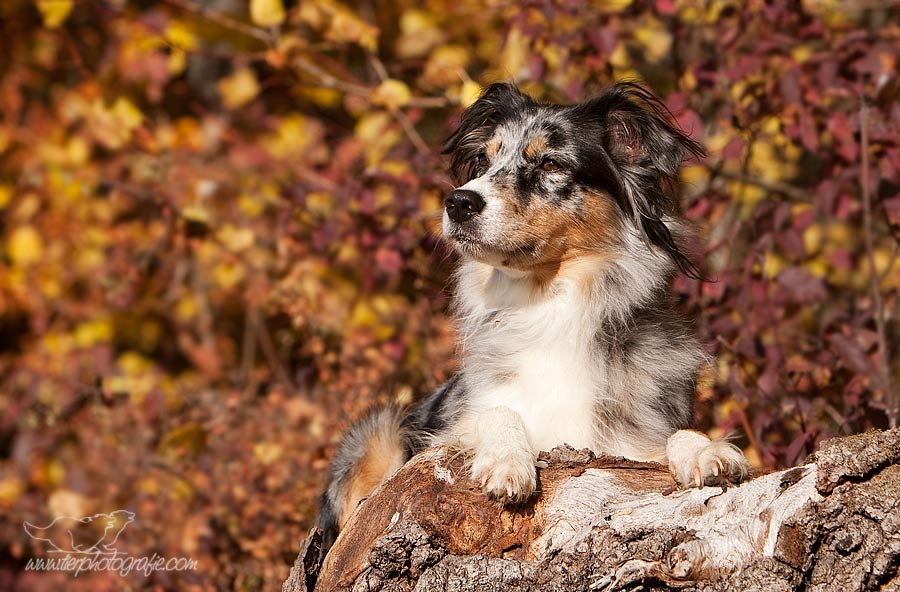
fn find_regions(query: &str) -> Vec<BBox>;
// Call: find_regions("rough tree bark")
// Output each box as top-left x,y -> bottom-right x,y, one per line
284,429 -> 900,592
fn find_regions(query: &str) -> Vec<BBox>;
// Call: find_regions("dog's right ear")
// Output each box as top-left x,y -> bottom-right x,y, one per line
442,83 -> 535,184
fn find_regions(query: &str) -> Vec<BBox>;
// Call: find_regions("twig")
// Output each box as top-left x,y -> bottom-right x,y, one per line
393,109 -> 431,155
164,0 -> 452,118
161,0 -> 273,44
147,459 -> 211,502
291,54 -> 451,110
713,336 -> 766,459
708,165 -> 812,204
60,29 -> 93,81
240,299 -> 259,398
860,99 -> 897,428
365,52 -> 434,155
257,320 -> 296,396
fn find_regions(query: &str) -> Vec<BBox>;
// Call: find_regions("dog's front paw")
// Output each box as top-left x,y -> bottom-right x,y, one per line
667,430 -> 750,488
469,446 -> 537,504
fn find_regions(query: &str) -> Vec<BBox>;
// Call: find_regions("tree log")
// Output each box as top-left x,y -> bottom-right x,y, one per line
284,429 -> 900,592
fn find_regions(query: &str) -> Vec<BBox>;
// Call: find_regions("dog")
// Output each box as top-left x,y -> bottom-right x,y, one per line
315,82 -> 750,556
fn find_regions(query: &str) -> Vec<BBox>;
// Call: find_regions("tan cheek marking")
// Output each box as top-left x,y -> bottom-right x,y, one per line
497,200 -> 572,284
564,189 -> 622,254
555,190 -> 623,294
338,429 -> 406,528
505,189 -> 623,290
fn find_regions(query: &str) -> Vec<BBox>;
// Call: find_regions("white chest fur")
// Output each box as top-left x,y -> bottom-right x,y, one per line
456,263 -> 603,453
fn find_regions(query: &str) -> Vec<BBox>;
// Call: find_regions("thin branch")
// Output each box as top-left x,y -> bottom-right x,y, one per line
257,320 -> 297,396
367,53 -> 391,82
162,0 -> 273,44
393,109 -> 432,155
240,299 -> 259,398
147,459 -> 211,503
860,99 -> 897,428
164,0 -> 453,120
291,54 -> 451,110
708,165 -> 812,203
365,53 -> 433,155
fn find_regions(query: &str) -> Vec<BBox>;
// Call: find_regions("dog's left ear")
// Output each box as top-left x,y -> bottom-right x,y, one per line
604,86 -> 704,177
579,82 -> 706,278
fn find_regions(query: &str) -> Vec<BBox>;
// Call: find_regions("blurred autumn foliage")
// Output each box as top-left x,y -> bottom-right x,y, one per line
1,0 -> 899,589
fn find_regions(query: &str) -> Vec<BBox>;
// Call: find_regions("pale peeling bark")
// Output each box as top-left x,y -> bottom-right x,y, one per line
284,429 -> 900,592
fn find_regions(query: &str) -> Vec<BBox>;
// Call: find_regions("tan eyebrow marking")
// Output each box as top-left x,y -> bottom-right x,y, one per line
524,134 -> 550,160
485,137 -> 503,158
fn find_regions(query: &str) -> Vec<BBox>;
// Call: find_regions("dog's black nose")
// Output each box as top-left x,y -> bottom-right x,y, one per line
445,189 -> 485,223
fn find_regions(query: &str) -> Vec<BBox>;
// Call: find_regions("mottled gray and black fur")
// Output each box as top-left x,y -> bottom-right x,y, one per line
315,82 -> 748,560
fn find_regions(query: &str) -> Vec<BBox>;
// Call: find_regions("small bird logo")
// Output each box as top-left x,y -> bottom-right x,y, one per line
23,510 -> 136,555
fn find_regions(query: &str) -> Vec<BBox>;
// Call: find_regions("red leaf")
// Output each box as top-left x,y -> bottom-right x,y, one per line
375,247 -> 403,275
799,112 -> 819,152
656,0 -> 677,15
775,229 -> 806,257
883,195 -> 900,226
776,267 -> 825,302
721,136 -> 745,160
828,333 -> 872,376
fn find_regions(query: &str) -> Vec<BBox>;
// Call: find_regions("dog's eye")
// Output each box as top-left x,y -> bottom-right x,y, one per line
474,153 -> 489,170
540,158 -> 562,172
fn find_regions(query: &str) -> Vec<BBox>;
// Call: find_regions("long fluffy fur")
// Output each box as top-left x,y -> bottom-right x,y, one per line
316,82 -> 748,559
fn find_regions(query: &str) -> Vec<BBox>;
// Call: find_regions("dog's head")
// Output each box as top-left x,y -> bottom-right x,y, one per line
441,83 -> 704,279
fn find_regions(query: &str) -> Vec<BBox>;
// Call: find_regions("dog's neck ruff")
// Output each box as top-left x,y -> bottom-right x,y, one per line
451,230 -> 674,455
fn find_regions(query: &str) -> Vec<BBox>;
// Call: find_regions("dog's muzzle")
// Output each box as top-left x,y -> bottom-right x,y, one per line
445,189 -> 485,223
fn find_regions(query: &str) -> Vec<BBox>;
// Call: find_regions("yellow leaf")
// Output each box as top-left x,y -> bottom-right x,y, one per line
596,0 -> 634,12
0,185 -> 13,209
159,422 -> 208,456
0,478 -> 23,509
355,112 -> 392,143
35,0 -> 73,28
306,191 -> 334,215
0,128 -> 11,153
423,45 -> 470,86
75,319 -> 113,348
165,20 -> 197,50
218,68 -> 260,109
459,81 -> 482,108
372,79 -> 412,111
213,262 -> 245,289
396,9 -> 442,58
48,489 -> 84,518
327,10 -> 378,52
609,43 -> 630,69
633,17 -> 672,64
802,222 -> 823,254
217,225 -> 255,252
66,136 -> 90,165
761,252 -> 786,279
164,22 -> 197,75
355,111 -> 401,165
253,442 -> 283,465
250,0 -> 286,27
8,225 -> 43,266
112,97 -> 143,129
176,295 -> 198,321
264,114 -> 323,158
237,194 -> 263,217
501,28 -> 529,78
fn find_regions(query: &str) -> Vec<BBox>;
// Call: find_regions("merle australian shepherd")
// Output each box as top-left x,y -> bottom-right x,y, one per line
316,82 -> 750,555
